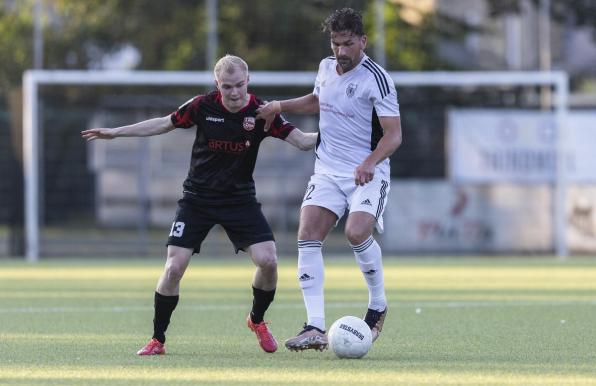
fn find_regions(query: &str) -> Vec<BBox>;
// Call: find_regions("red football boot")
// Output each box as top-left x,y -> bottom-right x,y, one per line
137,338 -> 166,355
246,315 -> 278,353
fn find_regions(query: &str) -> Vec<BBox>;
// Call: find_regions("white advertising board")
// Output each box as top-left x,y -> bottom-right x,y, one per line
382,181 -> 596,253
381,181 -> 552,253
448,110 -> 596,182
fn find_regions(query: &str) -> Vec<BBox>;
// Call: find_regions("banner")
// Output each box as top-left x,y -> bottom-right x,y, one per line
381,181 -> 596,253
448,110 -> 596,182
381,181 -> 552,253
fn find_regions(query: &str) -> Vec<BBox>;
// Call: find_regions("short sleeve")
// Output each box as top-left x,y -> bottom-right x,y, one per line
313,59 -> 327,97
373,84 -> 400,117
170,95 -> 203,128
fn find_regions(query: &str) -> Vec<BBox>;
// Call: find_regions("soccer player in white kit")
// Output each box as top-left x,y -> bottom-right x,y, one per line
257,8 -> 402,351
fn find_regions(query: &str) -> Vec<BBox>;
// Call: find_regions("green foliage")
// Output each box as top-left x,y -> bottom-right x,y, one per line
217,0 -> 367,70
365,2 -> 441,70
0,0 -> 447,91
0,1 -> 34,87
3,0 -> 595,87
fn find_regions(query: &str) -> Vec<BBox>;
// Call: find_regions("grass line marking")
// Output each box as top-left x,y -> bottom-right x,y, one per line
1,300 -> 595,314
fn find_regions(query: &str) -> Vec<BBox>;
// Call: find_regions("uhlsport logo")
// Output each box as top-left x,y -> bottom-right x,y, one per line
339,323 -> 365,340
243,117 -> 256,131
206,116 -> 224,123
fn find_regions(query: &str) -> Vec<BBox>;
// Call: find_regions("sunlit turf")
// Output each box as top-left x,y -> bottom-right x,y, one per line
1,256 -> 595,385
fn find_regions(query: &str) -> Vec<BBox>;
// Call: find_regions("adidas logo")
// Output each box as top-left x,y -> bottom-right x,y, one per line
299,273 -> 315,282
364,269 -> 377,275
360,199 -> 372,206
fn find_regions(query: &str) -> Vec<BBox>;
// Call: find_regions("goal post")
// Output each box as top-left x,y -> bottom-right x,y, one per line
22,70 -> 569,262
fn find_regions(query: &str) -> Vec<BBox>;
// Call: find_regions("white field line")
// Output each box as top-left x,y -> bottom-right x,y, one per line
0,300 -> 595,314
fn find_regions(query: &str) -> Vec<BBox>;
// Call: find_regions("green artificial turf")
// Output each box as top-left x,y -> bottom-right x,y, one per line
1,256 -> 595,385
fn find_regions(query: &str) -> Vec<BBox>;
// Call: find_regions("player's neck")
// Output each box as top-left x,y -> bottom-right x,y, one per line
221,95 -> 250,113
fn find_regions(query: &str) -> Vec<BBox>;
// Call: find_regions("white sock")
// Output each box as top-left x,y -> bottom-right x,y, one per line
351,236 -> 386,311
297,240 -> 325,331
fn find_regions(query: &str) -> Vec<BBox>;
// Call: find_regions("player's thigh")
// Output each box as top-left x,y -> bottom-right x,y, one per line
348,177 -> 390,234
299,174 -> 347,240
298,205 -> 338,241
167,198 -> 215,254
165,245 -> 194,274
219,201 -> 274,253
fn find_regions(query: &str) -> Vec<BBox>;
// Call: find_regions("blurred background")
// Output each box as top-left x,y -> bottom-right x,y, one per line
1,0 -> 596,259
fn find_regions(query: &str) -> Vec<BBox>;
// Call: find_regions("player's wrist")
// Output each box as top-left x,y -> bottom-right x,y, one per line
272,100 -> 282,114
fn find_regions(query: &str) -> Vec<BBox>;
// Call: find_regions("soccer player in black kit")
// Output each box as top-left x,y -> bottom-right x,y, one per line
82,55 -> 317,355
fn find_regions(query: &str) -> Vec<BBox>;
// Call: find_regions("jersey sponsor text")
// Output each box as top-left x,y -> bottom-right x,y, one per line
208,139 -> 248,153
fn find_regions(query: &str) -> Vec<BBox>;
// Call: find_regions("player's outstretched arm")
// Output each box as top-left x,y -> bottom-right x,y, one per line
284,129 -> 318,151
354,116 -> 402,186
256,94 -> 320,131
81,116 -> 175,141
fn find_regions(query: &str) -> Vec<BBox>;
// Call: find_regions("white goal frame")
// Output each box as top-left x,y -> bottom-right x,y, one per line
23,70 -> 569,261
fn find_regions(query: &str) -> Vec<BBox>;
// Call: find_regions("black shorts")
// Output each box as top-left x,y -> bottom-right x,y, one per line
166,195 -> 274,254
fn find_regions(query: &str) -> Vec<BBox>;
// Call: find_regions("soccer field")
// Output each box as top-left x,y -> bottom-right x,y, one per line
1,256 -> 595,385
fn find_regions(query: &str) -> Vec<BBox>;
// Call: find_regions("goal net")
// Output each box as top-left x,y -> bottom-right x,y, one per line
22,70 -> 580,261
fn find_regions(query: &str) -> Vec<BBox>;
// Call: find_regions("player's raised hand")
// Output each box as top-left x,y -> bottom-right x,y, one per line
255,100 -> 281,132
81,128 -> 116,141
354,160 -> 375,186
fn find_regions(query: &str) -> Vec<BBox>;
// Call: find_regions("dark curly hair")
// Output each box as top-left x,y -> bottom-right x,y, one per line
322,8 -> 364,36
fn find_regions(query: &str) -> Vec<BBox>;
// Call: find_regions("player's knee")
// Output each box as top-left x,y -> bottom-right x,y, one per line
345,226 -> 371,246
257,251 -> 278,273
163,260 -> 185,283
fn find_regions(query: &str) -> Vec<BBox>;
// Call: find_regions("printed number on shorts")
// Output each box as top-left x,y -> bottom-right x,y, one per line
303,184 -> 315,201
169,221 -> 185,237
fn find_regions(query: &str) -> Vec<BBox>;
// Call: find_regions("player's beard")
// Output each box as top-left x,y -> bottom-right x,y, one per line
337,57 -> 355,73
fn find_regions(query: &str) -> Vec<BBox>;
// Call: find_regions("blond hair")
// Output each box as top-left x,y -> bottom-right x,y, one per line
213,55 -> 249,80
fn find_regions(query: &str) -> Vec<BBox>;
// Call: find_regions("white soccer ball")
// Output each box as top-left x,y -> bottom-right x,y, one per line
328,316 -> 372,359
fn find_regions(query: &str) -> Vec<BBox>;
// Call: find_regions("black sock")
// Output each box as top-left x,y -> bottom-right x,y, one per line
250,286 -> 276,324
152,292 -> 179,344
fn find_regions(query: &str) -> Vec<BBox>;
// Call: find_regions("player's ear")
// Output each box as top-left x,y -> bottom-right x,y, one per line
246,74 -> 250,84
361,35 -> 367,49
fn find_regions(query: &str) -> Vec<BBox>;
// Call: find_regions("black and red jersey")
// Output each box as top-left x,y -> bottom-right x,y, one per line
170,90 -> 295,204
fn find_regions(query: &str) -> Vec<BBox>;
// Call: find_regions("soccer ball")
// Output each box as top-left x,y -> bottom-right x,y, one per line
328,316 -> 372,359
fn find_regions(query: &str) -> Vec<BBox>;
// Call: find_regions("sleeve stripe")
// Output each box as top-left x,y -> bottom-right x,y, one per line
365,59 -> 391,95
362,62 -> 387,98
364,59 -> 391,97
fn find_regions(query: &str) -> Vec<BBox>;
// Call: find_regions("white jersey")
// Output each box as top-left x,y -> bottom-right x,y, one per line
313,54 -> 399,178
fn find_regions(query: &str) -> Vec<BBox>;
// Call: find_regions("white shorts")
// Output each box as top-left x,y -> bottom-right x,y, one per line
301,173 -> 390,233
